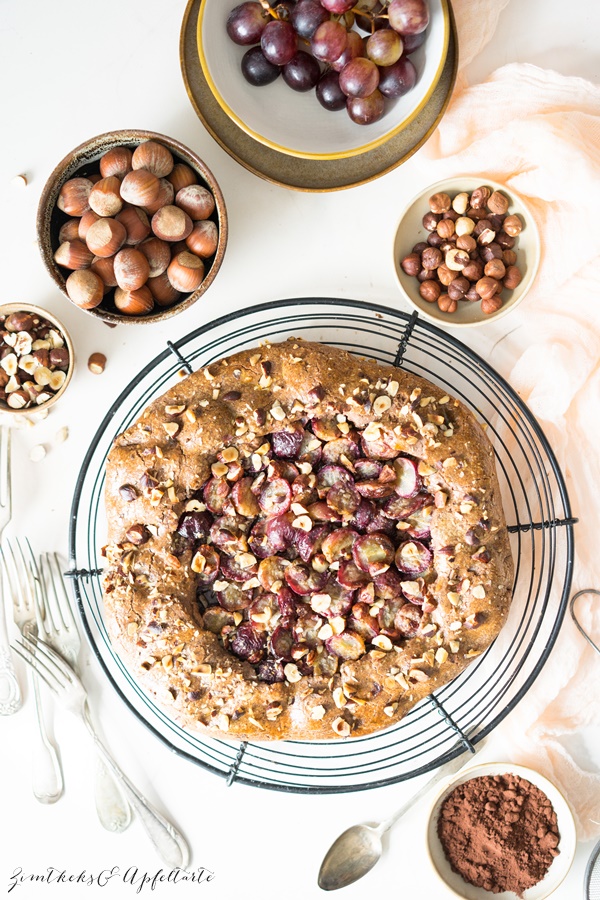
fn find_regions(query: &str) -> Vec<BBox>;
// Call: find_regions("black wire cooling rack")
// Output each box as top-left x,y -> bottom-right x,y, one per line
68,298 -> 576,794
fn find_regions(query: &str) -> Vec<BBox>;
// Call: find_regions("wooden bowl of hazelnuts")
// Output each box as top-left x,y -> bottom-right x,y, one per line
37,130 -> 228,325
393,176 -> 540,327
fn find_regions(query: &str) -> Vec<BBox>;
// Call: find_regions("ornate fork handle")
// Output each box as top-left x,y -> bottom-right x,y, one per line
82,707 -> 190,867
0,648 -> 21,715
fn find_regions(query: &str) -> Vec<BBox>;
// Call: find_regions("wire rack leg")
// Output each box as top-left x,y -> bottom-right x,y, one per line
226,741 -> 248,786
429,695 -> 476,754
508,516 -> 578,533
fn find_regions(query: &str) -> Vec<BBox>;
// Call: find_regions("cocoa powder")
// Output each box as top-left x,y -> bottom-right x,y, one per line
437,773 -> 560,896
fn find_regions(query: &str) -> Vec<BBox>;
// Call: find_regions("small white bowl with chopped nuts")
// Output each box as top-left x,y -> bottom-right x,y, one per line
0,303 -> 74,415
392,176 -> 541,327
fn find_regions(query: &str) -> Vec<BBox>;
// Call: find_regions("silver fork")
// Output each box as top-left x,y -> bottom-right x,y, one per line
38,553 -> 132,833
4,538 -> 63,803
13,633 -> 190,868
0,427 -> 21,715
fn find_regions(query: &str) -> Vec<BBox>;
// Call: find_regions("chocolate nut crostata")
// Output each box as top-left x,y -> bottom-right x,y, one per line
103,340 -> 513,741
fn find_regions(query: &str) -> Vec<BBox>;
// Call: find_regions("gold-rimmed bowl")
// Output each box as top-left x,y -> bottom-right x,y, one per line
426,762 -> 577,900
393,176 -> 541,327
197,0 -> 449,161
37,129 -> 228,326
0,303 -> 75,416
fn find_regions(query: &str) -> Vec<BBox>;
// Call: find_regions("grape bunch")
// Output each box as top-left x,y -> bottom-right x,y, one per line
225,0 -> 430,127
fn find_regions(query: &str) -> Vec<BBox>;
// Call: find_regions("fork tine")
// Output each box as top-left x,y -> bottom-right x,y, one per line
12,638 -> 61,694
37,555 -> 56,640
0,425 -> 11,515
44,553 -> 76,633
21,633 -> 75,684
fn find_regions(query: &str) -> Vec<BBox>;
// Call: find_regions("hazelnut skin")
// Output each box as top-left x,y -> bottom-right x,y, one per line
447,276 -> 470,301
476,276 -> 501,301
487,190 -> 509,215
462,259 -> 484,282
436,219 -> 455,240
91,256 -> 117,288
422,211 -> 441,232
437,264 -> 456,286
487,213 -> 505,232
479,242 -> 503,262
116,206 -> 151,245
421,247 -> 442,270
503,214 -> 522,237
59,219 -> 82,243
120,169 -> 161,207
167,251 -> 205,293
100,146 -> 133,179
443,209 -> 459,222
54,240 -> 94,271
496,231 -> 516,249
78,209 -> 101,241
139,237 -> 171,278
419,280 -> 441,304
503,249 -> 517,266
465,287 -> 480,302
456,234 -> 476,253
175,185 -> 215,221
481,294 -> 503,315
132,141 -> 174,178
428,192 -> 452,214
401,253 -> 421,276
427,232 -> 443,248
57,177 -> 93,216
412,241 -> 428,254
114,285 -> 154,316
417,268 -> 433,283
437,294 -> 457,313
469,186 -> 490,209
503,265 -> 523,290
147,273 -> 181,307
185,220 -> 218,258
484,259 -> 506,280
467,206 -> 487,221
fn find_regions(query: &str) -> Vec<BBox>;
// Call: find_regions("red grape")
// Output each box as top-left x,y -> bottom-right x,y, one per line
377,57 -> 417,98
321,0 -> 355,11
339,57 -> 379,99
241,46 -> 281,86
311,19 -> 348,63
227,2 -> 269,45
290,0 -> 329,39
402,29 -> 427,53
347,89 -> 385,125
388,0 -> 430,35
331,30 -> 365,73
261,19 -> 298,65
366,29 -> 403,66
316,70 -> 347,111
283,52 -> 321,91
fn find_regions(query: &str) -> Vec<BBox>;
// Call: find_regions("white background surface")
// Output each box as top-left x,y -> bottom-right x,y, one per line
1,1 -> 599,899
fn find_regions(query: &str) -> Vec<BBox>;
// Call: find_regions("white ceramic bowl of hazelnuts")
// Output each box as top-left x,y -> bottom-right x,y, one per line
37,130 -> 228,325
392,176 -> 541,327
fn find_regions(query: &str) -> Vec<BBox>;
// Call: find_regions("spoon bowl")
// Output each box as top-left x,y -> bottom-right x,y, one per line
318,824 -> 384,891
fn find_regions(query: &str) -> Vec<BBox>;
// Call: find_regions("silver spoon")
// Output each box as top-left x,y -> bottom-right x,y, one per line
318,738 -> 484,891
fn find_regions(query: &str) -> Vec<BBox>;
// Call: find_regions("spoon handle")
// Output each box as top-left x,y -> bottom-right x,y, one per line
377,738 -> 485,836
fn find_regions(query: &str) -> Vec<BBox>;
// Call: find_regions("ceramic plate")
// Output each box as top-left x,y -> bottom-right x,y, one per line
198,0 -> 449,159
181,0 -> 458,190
392,176 -> 541,327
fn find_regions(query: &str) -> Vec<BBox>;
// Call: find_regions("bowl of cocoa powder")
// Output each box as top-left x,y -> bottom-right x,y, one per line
426,763 -> 576,899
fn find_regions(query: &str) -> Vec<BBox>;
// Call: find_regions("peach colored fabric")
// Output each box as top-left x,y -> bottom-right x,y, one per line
416,2 -> 600,840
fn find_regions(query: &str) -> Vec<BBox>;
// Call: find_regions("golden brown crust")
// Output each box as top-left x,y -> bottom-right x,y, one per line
102,339 -> 513,741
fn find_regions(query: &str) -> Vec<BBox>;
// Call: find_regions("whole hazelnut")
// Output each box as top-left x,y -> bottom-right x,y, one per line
503,249 -> 517,266
487,213 -> 505,232
167,163 -> 197,192
147,273 -> 181,307
467,207 -> 488,220
142,178 -> 175,216
445,248 -> 470,271
436,218 -> 455,240
437,294 -> 457,314
437,264 -> 456,286
57,177 -> 93,216
114,285 -> 154,316
100,146 -> 133,179
419,280 -> 441,303
86,218 -> 127,258
185,221 -> 218,258
428,192 -> 452,214
462,259 -> 484,282
132,141 -> 174,178
476,276 -> 501,301
88,176 -> 123,217
422,211 -> 441,232
447,276 -> 469,301
481,294 -> 503,315
465,287 -> 480,302
456,234 -> 476,253
484,259 -> 506,280
473,218 -> 492,237
412,241 -> 428,254
417,268 -> 433,283
59,219 -> 82,243
54,240 -> 94,271
487,190 -> 509,215
420,247 -> 442,270
469,186 -> 490,209
455,217 -> 475,237
152,205 -> 193,242
167,252 -> 205,293
400,253 -> 421,276
5,312 -> 34,332
139,237 -> 171,278
91,255 -> 117,288
116,206 -> 151,245
126,523 -> 151,545
477,228 -> 497,246
175,185 -> 215,221
452,192 -> 469,215
443,209 -> 459,222
503,265 -> 523,290
66,269 -> 104,310
78,209 -> 101,241
503,214 -> 522,237
496,231 -> 516,249
49,348 -> 69,369
427,232 -> 443,248
479,242 -> 503,262
113,248 -> 150,292
120,169 -> 161,207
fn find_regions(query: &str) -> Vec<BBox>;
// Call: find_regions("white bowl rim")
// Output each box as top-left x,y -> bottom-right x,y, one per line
392,175 -> 541,328
425,761 -> 577,900
197,0 -> 450,160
